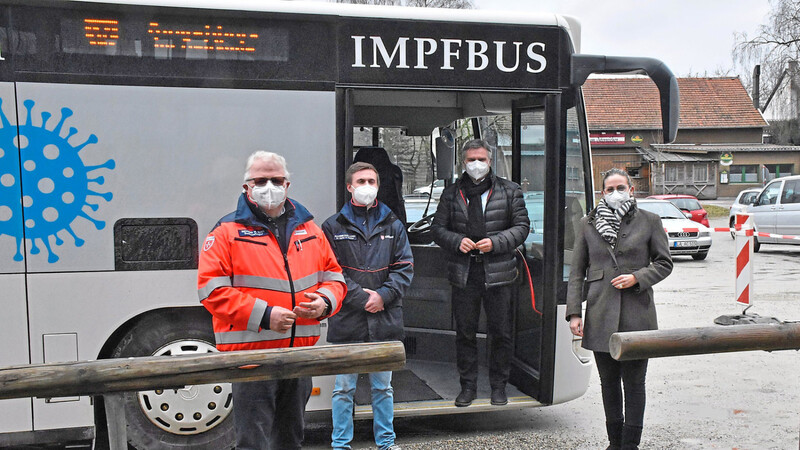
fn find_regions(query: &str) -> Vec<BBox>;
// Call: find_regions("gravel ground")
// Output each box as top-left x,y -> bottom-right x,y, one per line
305,216 -> 800,449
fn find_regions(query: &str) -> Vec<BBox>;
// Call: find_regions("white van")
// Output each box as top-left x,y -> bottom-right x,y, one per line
746,175 -> 800,252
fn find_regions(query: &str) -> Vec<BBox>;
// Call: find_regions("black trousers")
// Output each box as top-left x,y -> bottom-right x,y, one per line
594,351 -> 648,427
451,261 -> 514,390
231,377 -> 312,450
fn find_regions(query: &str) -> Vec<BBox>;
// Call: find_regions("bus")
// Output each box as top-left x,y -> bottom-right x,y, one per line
0,0 -> 679,448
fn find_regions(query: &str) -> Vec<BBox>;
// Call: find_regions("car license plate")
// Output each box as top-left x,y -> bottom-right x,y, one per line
673,241 -> 696,248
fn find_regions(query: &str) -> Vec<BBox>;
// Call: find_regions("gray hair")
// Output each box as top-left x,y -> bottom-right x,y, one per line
460,139 -> 493,161
244,151 -> 290,181
602,168 -> 633,188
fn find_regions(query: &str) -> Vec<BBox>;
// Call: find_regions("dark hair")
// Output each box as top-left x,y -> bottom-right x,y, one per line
345,162 -> 380,186
602,168 -> 633,188
460,138 -> 493,160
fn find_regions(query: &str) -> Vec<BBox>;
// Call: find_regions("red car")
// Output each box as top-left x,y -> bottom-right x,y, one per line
647,194 -> 710,227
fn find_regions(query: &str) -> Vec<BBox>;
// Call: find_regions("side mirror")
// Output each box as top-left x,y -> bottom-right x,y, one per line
683,211 -> 692,219
435,128 -> 455,181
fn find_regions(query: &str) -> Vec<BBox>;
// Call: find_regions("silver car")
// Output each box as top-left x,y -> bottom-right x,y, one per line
728,187 -> 762,238
637,199 -> 713,260
746,175 -> 800,252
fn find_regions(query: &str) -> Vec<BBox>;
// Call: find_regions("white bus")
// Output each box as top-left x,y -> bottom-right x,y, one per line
0,0 -> 679,448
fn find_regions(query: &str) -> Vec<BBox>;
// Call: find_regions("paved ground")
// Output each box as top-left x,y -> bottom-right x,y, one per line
305,215 -> 800,449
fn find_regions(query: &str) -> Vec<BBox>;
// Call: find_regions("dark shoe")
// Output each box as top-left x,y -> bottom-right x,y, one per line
605,419 -> 623,450
454,388 -> 476,407
490,387 -> 507,406
621,424 -> 643,450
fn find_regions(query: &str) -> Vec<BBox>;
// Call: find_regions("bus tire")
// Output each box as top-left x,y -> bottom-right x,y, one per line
108,309 -> 235,450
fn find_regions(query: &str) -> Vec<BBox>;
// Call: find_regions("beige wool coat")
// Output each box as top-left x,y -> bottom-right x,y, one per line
566,204 -> 673,353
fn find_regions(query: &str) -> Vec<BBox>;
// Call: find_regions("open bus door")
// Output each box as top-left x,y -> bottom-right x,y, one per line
339,87 -> 593,411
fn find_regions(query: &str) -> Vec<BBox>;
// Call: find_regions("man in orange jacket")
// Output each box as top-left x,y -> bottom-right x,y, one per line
198,151 -> 346,450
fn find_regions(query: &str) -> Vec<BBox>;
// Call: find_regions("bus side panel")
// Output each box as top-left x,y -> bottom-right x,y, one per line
0,275 -> 33,433
0,81 -> 33,433
15,83 -> 336,430
15,83 -> 338,273
26,270 -> 198,430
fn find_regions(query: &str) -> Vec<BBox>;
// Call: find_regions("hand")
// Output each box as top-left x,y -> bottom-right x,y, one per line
293,292 -> 326,319
363,288 -> 385,313
475,238 -> 493,253
459,237 -> 477,253
269,306 -> 297,333
611,274 -> 637,290
569,316 -> 583,337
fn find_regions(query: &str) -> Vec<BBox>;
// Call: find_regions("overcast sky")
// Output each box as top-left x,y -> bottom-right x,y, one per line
473,0 -> 772,77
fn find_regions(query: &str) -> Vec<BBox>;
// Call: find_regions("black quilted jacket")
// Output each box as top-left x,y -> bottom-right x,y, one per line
431,172 -> 530,289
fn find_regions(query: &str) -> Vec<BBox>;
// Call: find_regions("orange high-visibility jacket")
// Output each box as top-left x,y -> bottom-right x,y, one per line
198,195 -> 346,351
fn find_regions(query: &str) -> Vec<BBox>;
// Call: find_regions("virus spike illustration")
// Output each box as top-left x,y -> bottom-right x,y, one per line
52,107 -> 73,136
0,99 -> 115,264
41,112 -> 52,128
65,127 -> 78,141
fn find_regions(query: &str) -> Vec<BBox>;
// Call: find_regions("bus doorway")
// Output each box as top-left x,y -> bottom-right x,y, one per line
336,87 -> 593,415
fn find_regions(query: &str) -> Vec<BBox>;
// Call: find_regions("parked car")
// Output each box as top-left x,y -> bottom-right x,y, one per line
744,175 -> 800,252
728,187 -> 762,238
412,179 -> 445,198
637,199 -> 712,260
647,194 -> 710,227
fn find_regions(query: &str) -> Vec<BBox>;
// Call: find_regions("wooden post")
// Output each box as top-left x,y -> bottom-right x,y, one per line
0,342 -> 405,400
609,323 -> 800,361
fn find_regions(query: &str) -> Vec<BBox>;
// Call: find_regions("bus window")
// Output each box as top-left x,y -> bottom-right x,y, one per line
564,105 -> 590,280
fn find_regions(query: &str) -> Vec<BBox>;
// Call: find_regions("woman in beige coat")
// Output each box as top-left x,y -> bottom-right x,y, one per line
566,169 -> 673,450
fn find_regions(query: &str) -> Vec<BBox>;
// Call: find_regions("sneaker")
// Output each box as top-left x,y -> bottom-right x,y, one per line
454,388 -> 476,407
490,387 -> 507,406
383,445 -> 402,450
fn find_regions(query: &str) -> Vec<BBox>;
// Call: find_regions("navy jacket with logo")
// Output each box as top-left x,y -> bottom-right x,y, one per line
321,200 -> 414,343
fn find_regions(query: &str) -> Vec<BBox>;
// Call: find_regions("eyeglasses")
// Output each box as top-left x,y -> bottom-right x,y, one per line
246,177 -> 286,187
604,185 -> 629,194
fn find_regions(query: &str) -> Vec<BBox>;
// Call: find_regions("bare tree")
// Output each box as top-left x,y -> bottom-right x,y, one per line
733,0 -> 800,143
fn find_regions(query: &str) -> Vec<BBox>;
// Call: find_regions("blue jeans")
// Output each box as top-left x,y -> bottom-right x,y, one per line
331,371 -> 395,450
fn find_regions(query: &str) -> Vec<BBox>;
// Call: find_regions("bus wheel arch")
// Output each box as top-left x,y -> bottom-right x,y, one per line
94,307 -> 235,450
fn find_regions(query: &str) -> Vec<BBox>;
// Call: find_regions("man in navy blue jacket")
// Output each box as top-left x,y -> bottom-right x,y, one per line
322,162 -> 414,450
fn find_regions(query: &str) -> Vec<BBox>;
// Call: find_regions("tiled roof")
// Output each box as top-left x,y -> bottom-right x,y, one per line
583,76 -> 769,130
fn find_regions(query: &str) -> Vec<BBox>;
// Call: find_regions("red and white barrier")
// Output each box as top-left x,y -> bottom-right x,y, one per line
663,217 -> 800,307
733,214 -> 753,306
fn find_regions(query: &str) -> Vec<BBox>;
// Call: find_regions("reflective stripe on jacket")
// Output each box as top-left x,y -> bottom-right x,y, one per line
198,194 -> 346,351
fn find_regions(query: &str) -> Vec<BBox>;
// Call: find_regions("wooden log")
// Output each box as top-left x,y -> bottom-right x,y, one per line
609,323 -> 800,361
0,342 -> 405,400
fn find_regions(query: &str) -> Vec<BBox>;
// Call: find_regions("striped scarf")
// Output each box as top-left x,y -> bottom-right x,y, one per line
594,197 -> 636,245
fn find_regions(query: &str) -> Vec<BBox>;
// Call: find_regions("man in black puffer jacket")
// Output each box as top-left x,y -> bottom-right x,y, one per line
322,162 -> 413,450
431,139 -> 529,407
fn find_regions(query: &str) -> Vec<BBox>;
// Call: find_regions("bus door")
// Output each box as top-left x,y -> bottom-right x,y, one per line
0,81 -> 34,433
507,93 -> 593,405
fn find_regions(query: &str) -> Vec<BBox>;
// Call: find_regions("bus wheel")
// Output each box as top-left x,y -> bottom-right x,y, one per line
109,309 -> 235,450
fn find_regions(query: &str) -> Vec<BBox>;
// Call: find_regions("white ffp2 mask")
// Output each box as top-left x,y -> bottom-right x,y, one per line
465,160 -> 490,180
352,185 -> 378,206
251,182 -> 287,210
604,190 -> 630,209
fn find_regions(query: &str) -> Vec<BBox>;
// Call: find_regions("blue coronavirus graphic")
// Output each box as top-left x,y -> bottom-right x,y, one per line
0,99 -> 115,263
